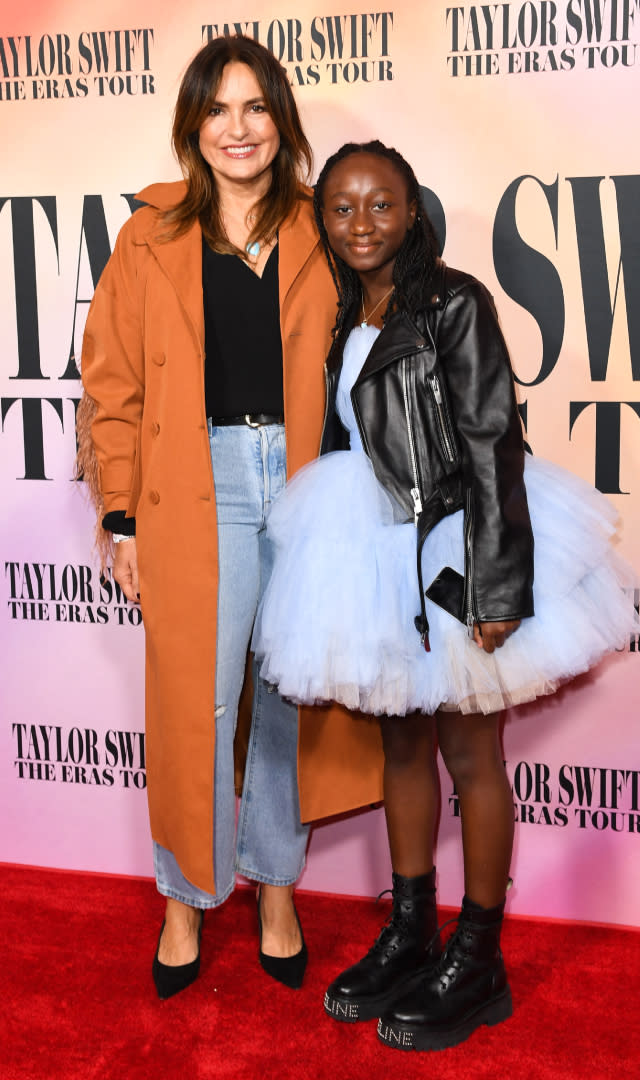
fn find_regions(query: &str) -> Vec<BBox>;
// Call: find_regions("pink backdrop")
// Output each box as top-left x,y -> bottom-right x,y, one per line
2,0 -> 639,926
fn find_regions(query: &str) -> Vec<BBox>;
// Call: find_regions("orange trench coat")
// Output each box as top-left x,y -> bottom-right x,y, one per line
81,180 -> 384,894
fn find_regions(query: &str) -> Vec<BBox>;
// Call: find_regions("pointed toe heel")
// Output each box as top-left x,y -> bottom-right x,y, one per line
257,890 -> 308,989
152,910 -> 204,1000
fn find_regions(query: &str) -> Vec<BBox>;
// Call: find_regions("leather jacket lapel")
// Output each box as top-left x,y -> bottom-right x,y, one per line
354,311 -> 431,383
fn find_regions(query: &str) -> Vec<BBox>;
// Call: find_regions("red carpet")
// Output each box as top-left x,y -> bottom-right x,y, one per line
1,864 -> 639,1080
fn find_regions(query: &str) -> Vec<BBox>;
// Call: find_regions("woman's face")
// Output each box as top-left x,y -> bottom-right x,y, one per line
198,61 -> 280,191
322,152 -> 417,280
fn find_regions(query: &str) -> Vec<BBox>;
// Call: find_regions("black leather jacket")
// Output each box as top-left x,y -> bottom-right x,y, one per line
320,260 -> 535,642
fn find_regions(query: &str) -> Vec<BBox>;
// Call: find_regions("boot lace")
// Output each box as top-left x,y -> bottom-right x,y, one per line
365,889 -> 436,959
427,916 -> 483,990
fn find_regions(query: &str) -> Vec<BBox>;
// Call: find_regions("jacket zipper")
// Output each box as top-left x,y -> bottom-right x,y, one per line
464,487 -> 477,637
319,362 -> 331,453
402,357 -> 423,524
428,373 -> 456,463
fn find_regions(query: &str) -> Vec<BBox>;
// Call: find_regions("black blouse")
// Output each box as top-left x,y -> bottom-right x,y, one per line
202,239 -> 283,418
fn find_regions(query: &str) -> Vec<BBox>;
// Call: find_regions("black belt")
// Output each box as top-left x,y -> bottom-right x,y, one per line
209,413 -> 284,427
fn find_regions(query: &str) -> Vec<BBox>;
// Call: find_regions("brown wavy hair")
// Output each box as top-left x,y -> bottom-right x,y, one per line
165,35 -> 313,254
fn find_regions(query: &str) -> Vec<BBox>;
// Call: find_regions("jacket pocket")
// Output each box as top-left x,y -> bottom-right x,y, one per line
427,372 -> 457,463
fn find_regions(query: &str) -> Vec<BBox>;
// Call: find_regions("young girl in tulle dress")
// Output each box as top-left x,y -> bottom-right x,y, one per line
253,141 -> 638,1052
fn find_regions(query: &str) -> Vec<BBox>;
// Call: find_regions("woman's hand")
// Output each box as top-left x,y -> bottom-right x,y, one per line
113,538 -> 140,603
472,619 -> 521,653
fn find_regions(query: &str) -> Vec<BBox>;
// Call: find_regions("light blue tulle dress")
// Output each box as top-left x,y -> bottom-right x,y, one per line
253,325 -> 639,716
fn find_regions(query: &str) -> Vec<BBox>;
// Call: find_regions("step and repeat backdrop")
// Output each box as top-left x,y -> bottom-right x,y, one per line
1,1 -> 639,925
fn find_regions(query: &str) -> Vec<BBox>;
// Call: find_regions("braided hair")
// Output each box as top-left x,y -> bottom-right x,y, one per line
313,140 -> 439,359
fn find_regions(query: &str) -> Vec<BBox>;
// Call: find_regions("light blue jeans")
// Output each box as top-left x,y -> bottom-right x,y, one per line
154,421 -> 309,908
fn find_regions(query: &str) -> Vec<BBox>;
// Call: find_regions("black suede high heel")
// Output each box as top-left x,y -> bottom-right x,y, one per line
257,888 -> 308,989
152,909 -> 204,1000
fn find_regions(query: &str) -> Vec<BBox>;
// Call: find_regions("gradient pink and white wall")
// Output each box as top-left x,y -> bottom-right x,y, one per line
2,1 -> 639,925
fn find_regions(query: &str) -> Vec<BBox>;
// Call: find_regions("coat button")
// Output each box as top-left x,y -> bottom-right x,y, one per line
416,338 -> 426,348
151,421 -> 160,436
152,353 -> 166,366
149,490 -> 160,505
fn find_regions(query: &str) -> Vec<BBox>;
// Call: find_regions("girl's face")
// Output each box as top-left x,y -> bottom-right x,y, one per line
321,152 -> 417,280
198,61 -> 280,191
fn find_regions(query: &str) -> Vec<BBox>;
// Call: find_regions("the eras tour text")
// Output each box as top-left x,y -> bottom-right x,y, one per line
0,12 -> 396,100
5,563 -> 142,627
446,1 -> 640,75
450,758 -> 640,833
12,723 -> 146,789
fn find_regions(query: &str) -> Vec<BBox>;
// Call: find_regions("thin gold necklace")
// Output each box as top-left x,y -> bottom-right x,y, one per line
360,286 -> 394,327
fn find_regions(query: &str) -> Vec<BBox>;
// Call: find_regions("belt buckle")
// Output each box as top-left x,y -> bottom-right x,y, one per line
244,414 -> 261,428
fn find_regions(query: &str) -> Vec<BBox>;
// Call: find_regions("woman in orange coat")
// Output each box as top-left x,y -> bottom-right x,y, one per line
78,35 -> 376,999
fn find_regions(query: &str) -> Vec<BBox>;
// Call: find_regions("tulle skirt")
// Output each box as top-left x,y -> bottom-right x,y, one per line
252,452 -> 638,716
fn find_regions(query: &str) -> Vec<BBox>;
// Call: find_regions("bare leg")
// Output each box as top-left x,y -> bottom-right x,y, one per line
323,712 -> 440,1022
157,897 -> 202,966
380,712 -> 439,877
159,885 -> 302,965
436,710 -> 513,908
258,883 -> 303,957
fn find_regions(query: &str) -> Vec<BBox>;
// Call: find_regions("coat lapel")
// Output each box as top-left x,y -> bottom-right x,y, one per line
278,196 -> 320,306
341,261 -> 447,382
354,311 -> 430,383
143,194 -> 319,345
146,220 -> 205,351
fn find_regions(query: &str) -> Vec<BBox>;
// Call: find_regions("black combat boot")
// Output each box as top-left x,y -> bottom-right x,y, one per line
324,869 -> 440,1023
377,895 -> 512,1051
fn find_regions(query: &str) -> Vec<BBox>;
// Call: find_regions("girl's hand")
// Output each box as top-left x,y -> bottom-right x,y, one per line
473,619 -> 521,653
113,538 -> 140,603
